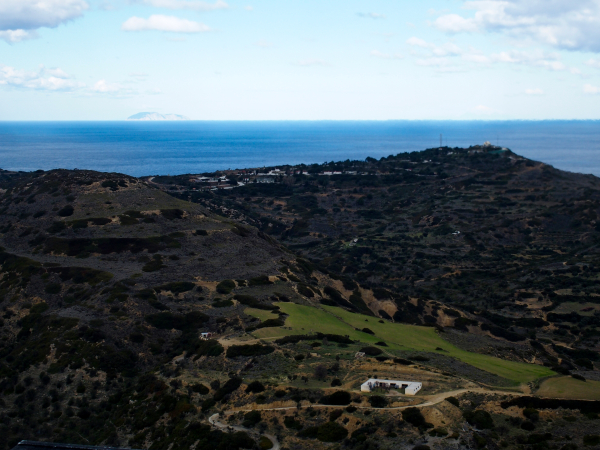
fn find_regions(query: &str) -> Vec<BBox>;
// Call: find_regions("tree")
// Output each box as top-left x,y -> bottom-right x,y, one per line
314,364 -> 327,380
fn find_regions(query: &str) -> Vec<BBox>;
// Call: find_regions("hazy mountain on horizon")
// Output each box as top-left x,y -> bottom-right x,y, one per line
127,112 -> 190,121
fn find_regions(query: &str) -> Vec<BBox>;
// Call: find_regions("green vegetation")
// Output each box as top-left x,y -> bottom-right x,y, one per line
252,303 -> 554,383
537,377 -> 600,400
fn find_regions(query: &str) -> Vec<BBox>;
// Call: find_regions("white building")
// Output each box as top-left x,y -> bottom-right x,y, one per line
360,379 -> 422,395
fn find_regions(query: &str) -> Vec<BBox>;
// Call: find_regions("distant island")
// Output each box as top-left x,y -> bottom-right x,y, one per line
127,112 -> 190,121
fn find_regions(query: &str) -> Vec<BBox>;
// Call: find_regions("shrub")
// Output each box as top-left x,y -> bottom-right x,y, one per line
226,344 -> 274,358
319,391 -> 351,406
242,411 -> 261,427
129,333 -> 145,343
249,275 -> 273,286
160,209 -> 184,220
213,299 -> 234,308
297,284 -> 315,298
213,377 -> 243,401
521,421 -> 535,431
584,435 -> 600,446
316,422 -> 348,442
446,397 -> 460,407
57,205 -> 74,217
362,328 -> 375,335
45,283 -> 62,294
331,378 -> 342,387
369,396 -> 387,408
155,282 -> 195,294
430,428 -> 448,437
464,410 -> 494,429
216,280 -> 236,294
259,436 -> 273,450
190,384 -> 209,395
572,374 -> 587,382
346,406 -> 357,413
403,408 -> 433,430
330,410 -> 343,421
360,346 -> 382,356
394,358 -> 414,365
246,381 -> 265,394
284,416 -> 303,430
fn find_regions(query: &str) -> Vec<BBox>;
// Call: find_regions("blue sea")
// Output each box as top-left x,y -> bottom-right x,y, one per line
0,121 -> 599,177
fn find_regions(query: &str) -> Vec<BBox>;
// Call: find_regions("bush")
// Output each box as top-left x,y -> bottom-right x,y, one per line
572,374 -> 587,382
249,275 -> 273,286
57,205 -> 74,217
216,280 -> 236,294
190,383 -> 209,395
331,378 -> 342,387
226,344 -> 275,358
584,435 -> 600,446
145,311 -> 209,331
521,421 -> 535,431
369,396 -> 387,408
362,328 -> 375,335
213,377 -> 243,401
320,391 -> 351,406
242,410 -> 261,427
403,408 -> 433,430
360,346 -> 382,356
316,422 -> 348,442
446,397 -> 460,407
463,410 -> 494,429
259,436 -> 273,450
246,381 -> 265,394
284,416 -> 303,430
45,283 -> 62,294
160,209 -> 184,220
394,358 -> 414,365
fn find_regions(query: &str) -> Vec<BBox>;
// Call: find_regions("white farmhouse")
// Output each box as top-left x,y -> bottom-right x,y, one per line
360,379 -> 422,395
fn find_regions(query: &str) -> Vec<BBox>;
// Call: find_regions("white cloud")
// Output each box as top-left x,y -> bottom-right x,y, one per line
490,49 -> 566,71
584,83 -> 600,94
0,64 -> 84,91
138,0 -> 228,11
358,13 -> 386,19
585,58 -> 600,69
296,59 -> 329,67
122,15 -> 210,32
244,6 -> 253,11
406,37 -> 462,56
370,50 -> 403,59
93,79 -> 124,93
0,29 -> 38,43
0,0 -> 88,42
525,88 -> 544,95
433,0 -> 600,52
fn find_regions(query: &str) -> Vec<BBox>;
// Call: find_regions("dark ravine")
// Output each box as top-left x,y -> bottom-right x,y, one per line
1,145 -> 599,450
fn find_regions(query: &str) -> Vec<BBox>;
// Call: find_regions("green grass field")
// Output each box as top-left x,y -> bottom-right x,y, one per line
245,308 -> 279,322
537,376 -> 600,400
250,303 -> 555,385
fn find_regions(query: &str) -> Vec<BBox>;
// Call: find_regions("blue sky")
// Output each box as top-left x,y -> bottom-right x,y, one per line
1,0 -> 600,120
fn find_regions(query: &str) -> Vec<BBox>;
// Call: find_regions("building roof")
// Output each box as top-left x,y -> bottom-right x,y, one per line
361,379 -> 421,386
12,441 -> 143,450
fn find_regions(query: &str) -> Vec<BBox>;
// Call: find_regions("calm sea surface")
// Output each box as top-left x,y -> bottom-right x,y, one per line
0,121 -> 598,177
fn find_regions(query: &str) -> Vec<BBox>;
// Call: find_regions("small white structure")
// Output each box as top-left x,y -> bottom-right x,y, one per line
361,379 -> 422,396
355,352 -> 366,359
200,332 -> 213,340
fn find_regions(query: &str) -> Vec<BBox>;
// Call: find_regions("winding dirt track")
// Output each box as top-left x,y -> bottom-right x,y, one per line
207,387 -> 523,447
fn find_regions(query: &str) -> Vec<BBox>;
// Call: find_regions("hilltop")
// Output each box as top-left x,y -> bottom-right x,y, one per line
1,145 -> 600,450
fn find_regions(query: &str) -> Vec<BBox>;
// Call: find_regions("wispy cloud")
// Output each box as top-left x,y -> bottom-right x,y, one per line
358,12 -> 386,19
0,64 -> 84,91
296,59 -> 329,67
122,15 -> 210,32
432,0 -> 600,53
137,0 -> 228,11
525,88 -> 544,95
584,84 -> 600,94
370,50 -> 403,60
585,58 -> 600,69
